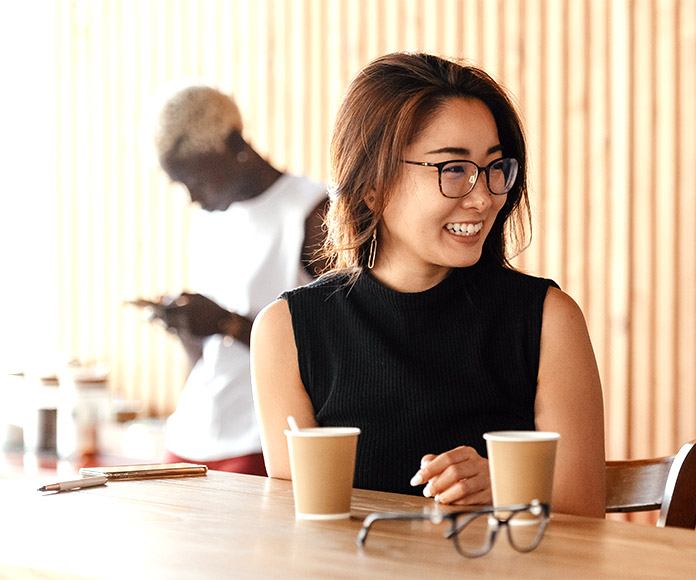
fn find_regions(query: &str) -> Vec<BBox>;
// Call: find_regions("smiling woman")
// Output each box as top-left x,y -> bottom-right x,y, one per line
251,51 -> 606,519
21,0 -> 696,482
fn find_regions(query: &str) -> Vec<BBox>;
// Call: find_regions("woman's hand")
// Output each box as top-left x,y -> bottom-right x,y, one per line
409,445 -> 491,505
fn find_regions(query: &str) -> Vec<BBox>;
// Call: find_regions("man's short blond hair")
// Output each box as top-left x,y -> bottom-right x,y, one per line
151,83 -> 243,162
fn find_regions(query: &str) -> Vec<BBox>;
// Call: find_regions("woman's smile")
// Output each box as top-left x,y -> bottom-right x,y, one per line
445,221 -> 484,237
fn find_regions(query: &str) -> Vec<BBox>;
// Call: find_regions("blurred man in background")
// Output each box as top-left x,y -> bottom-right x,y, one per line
144,83 -> 327,475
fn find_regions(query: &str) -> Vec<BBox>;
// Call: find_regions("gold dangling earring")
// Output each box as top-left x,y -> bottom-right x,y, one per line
367,229 -> 377,270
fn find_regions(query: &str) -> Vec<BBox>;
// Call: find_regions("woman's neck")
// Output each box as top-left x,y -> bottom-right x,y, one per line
368,261 -> 452,293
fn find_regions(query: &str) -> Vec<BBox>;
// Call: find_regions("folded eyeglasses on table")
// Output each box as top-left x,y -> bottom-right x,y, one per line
357,499 -> 550,558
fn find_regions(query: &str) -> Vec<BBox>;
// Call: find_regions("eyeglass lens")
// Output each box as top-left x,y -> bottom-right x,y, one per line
440,158 -> 518,197
452,508 -> 546,557
504,510 -> 548,552
451,513 -> 498,557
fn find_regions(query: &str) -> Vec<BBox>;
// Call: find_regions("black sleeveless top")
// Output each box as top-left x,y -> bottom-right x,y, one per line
282,261 -> 559,496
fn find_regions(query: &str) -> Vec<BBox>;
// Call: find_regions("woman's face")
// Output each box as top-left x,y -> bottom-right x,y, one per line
374,97 -> 508,291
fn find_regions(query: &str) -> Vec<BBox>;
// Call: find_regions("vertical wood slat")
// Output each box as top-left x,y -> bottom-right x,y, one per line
630,0 -> 655,456
677,0 -> 696,455
33,0 -> 696,459
653,0 -> 678,456
608,0 -> 633,459
565,0 -> 588,307
541,0 -> 567,285
517,0 -> 543,276
587,0 -> 615,455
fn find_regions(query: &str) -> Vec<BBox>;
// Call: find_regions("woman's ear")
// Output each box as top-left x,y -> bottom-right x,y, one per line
364,191 -> 377,210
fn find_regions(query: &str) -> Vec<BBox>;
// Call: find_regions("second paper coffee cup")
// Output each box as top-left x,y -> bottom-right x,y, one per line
484,430 -> 559,510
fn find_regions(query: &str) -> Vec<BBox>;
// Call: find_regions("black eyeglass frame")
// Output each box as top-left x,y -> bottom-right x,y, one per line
402,157 -> 519,198
356,499 -> 550,558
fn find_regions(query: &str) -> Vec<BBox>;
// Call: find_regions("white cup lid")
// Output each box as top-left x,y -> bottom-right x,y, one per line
483,430 -> 560,442
284,427 -> 361,437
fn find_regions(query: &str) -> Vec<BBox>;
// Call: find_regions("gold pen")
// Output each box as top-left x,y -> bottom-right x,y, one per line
37,475 -> 108,493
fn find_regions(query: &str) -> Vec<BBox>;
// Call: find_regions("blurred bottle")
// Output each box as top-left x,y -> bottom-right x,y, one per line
23,373 -> 59,454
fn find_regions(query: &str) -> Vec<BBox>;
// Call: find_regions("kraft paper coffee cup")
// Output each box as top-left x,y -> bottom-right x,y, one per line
484,431 -> 560,511
285,427 -> 360,520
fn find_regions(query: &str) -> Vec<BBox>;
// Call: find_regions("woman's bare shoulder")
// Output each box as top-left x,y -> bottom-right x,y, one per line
542,286 -> 588,329
252,298 -> 293,345
257,297 -> 290,323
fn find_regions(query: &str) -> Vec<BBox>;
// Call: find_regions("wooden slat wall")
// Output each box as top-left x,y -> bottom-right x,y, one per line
38,0 -> 696,461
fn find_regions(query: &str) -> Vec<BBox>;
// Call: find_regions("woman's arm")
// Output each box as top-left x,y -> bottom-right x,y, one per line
535,286 -> 606,517
413,286 -> 605,516
250,298 -> 318,479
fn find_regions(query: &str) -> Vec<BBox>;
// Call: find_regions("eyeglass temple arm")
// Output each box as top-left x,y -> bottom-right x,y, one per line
356,512 -> 432,547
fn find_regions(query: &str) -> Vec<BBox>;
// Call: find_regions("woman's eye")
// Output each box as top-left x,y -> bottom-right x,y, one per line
443,163 -> 467,174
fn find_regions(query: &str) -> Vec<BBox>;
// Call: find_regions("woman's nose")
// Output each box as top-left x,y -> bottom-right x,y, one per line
459,174 -> 490,209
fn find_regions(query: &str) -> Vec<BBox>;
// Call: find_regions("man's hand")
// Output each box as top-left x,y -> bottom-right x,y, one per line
160,293 -> 231,338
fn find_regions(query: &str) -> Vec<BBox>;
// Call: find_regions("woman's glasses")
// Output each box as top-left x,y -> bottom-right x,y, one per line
357,500 -> 549,558
403,157 -> 519,198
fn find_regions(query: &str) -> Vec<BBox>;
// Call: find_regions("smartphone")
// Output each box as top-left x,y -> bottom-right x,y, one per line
79,462 -> 208,481
124,298 -> 168,323
124,298 -> 164,309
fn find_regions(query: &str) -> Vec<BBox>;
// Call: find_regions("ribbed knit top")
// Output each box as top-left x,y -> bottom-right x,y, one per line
282,260 -> 559,496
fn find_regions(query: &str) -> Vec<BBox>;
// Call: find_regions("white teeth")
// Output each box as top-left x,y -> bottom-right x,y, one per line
445,222 -> 483,236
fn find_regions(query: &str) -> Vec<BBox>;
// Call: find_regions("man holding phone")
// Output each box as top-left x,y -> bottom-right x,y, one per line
141,83 -> 327,475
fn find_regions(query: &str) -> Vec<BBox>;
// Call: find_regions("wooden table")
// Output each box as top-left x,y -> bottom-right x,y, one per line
1,471 -> 695,579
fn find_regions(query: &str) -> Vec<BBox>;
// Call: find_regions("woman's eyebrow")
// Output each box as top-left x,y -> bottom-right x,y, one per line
424,144 -> 503,156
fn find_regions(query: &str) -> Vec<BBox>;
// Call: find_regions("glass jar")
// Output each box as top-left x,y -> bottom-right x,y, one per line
57,368 -> 110,459
0,371 -> 26,451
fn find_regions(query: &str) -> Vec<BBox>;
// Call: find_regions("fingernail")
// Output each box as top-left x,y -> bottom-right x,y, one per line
420,458 -> 431,469
434,494 -> 440,503
410,472 -> 423,487
423,483 -> 433,498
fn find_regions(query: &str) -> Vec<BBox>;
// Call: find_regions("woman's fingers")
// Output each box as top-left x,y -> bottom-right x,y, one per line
420,454 -> 436,468
410,446 -> 490,504
435,472 -> 491,505
409,454 -> 436,486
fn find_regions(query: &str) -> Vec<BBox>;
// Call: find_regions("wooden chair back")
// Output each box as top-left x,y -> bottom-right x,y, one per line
605,441 -> 696,529
657,441 -> 696,528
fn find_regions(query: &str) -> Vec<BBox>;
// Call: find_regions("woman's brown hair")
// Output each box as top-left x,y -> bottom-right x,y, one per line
322,51 -> 531,274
